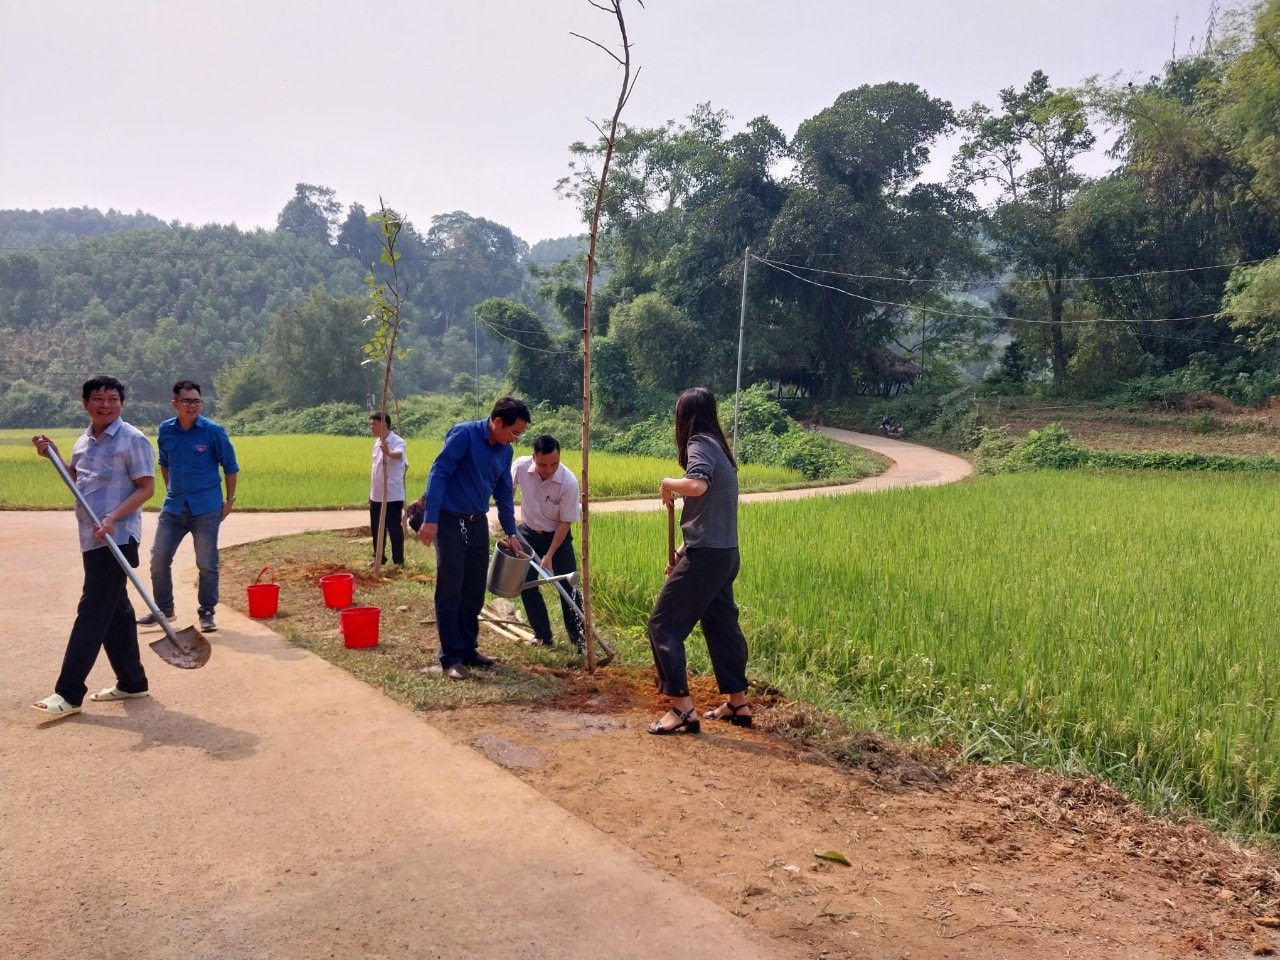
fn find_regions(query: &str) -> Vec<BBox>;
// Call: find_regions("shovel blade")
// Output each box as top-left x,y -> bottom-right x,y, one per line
149,626 -> 212,669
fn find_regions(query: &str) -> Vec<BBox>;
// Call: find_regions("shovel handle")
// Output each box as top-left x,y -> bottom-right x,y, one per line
666,502 -> 676,567
43,449 -> 185,649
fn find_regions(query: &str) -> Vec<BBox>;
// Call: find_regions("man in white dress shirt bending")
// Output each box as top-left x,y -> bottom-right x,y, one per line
512,435 -> 585,651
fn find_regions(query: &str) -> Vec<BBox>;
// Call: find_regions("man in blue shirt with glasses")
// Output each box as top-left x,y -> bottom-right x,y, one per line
416,396 -> 529,680
139,379 -> 239,634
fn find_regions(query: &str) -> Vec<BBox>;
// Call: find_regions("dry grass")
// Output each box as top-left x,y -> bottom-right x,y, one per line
980,396 -> 1280,457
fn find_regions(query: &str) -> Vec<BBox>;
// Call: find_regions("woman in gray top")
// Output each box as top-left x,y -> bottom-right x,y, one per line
647,387 -> 751,734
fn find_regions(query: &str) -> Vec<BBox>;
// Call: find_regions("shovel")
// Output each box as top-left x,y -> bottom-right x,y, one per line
44,448 -> 212,669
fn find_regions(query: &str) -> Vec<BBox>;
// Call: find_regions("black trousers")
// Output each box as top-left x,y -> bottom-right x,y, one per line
518,524 -> 584,648
56,540 -> 149,706
369,500 -> 405,565
647,547 -> 748,698
433,512 -> 489,667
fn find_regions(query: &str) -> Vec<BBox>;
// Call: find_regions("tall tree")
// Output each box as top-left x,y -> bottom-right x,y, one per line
1079,1 -> 1280,385
955,71 -> 1096,391
276,183 -> 343,246
1215,0 -> 1280,365
561,105 -> 788,387
265,285 -> 372,407
421,212 -> 530,335
768,83 -> 987,399
474,297 -> 578,406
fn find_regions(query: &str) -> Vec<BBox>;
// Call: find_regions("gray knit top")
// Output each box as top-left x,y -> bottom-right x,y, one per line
679,434 -> 738,550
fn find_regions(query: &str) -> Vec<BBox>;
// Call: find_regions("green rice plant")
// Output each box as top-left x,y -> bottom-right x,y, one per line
0,429 -> 807,509
588,471 -> 1280,839
0,429 -> 96,508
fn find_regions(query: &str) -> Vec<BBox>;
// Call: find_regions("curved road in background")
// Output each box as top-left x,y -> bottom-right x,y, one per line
595,426 -> 972,512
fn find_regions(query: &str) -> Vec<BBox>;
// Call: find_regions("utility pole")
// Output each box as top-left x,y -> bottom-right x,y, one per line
732,246 -> 749,458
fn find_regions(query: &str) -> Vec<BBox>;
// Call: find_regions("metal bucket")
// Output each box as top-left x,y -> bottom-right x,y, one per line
487,541 -> 532,598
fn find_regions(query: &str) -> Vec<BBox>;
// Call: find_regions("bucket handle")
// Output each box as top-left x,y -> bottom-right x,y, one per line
253,566 -> 276,586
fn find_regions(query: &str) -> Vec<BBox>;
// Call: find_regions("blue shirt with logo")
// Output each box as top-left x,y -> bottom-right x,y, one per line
157,415 -> 239,518
423,419 -> 516,535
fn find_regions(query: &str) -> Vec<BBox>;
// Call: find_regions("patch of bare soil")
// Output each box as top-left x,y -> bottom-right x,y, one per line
428,669 -> 1280,960
988,396 -> 1280,457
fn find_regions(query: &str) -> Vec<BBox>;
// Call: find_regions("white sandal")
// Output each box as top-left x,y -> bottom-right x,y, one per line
32,694 -> 82,718
90,686 -> 150,702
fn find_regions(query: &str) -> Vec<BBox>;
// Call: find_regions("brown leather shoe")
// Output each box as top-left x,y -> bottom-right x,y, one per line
444,664 -> 471,681
465,652 -> 496,668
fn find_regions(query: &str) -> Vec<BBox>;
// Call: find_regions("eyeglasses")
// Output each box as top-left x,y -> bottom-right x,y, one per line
177,399 -> 203,408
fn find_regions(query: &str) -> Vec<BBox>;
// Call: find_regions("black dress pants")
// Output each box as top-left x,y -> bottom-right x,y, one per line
369,499 -> 405,565
518,524 -> 585,649
56,540 -> 148,706
433,512 -> 489,667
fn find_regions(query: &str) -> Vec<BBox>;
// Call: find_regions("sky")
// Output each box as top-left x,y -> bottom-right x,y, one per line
0,0 -> 1223,246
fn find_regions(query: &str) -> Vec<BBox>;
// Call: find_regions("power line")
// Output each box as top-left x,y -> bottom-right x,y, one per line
752,255 -> 1269,288
752,255 -> 1231,327
476,317 -> 579,356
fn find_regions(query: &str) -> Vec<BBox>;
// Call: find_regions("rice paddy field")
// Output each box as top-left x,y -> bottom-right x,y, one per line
0,430 -> 803,509
590,470 -> 1280,840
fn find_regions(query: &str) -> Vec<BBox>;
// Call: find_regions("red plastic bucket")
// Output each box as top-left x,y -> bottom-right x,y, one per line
319,572 -> 354,609
246,566 -> 279,618
341,606 -> 380,648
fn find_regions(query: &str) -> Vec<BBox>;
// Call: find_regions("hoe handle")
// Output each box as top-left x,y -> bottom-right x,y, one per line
44,450 -> 184,649
666,502 -> 676,567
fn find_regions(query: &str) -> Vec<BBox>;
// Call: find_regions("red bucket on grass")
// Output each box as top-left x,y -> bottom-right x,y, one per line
246,566 -> 279,618
319,572 -> 354,609
341,605 -> 380,648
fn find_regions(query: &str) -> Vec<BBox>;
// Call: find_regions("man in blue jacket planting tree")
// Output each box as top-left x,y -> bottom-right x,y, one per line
416,396 -> 529,680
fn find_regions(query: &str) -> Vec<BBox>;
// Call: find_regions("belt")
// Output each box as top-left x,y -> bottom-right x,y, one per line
440,509 -> 484,522
519,523 -> 554,536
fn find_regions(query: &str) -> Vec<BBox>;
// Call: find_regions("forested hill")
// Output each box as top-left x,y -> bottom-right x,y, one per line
0,207 -> 169,249
0,197 -> 580,427
0,222 -> 366,418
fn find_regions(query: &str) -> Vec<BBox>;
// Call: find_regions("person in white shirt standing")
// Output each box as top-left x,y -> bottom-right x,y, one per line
369,412 -> 408,567
512,435 -> 585,651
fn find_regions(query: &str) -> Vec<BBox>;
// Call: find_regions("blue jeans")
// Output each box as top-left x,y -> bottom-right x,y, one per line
151,505 -> 223,613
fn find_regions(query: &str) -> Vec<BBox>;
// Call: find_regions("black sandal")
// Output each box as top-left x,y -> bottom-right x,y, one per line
647,706 -> 701,735
702,701 -> 753,728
